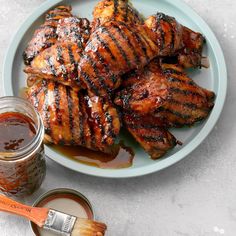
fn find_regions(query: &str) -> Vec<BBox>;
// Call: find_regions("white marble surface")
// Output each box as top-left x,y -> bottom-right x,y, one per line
0,0 -> 236,235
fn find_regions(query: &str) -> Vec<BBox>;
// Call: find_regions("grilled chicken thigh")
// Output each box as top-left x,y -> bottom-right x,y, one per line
27,79 -> 120,152
23,6 -> 72,65
24,42 -> 83,88
123,112 -> 177,159
154,63 -> 215,127
24,16 -> 91,88
146,13 -> 205,69
115,60 -> 215,127
92,0 -> 143,30
144,13 -> 184,56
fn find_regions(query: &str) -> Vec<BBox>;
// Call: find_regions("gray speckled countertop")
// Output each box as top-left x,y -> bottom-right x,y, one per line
0,0 -> 236,235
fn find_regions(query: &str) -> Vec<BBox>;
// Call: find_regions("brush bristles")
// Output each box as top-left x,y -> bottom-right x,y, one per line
71,218 -> 107,236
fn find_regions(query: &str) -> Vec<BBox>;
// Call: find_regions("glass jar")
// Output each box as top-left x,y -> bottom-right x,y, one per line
0,96 -> 46,197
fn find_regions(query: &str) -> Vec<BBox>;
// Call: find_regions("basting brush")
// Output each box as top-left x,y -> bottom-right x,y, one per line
0,194 -> 107,236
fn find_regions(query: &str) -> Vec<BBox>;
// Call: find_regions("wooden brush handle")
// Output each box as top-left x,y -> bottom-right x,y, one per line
0,194 -> 49,227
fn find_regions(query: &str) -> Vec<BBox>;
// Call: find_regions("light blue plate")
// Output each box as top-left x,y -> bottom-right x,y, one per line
3,0 -> 227,178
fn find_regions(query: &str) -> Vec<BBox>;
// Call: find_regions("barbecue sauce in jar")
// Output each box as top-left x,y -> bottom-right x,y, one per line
0,112 -> 36,152
0,97 -> 45,197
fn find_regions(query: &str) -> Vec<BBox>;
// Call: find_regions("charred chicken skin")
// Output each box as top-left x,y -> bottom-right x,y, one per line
24,16 -> 91,87
92,0 -> 144,30
27,79 -> 120,152
78,13 -> 184,95
23,6 -> 73,65
115,60 -> 215,128
123,112 -> 177,159
154,63 -> 215,127
145,13 -> 205,69
24,42 -> 83,88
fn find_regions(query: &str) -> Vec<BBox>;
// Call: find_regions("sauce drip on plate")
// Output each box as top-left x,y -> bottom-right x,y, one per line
52,142 -> 134,169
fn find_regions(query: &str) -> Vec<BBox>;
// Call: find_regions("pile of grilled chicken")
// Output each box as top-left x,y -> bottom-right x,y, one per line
23,0 -> 215,160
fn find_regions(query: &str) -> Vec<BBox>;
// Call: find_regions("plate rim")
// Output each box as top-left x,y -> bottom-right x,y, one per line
3,0 -> 227,178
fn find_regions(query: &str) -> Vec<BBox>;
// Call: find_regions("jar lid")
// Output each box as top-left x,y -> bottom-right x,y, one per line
30,188 -> 94,236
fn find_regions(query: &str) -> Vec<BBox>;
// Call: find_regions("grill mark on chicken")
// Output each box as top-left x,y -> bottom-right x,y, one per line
85,54 -> 109,92
84,96 -> 96,147
42,80 -> 51,135
92,98 -> 106,146
155,13 -> 176,51
98,111 -> 106,144
141,134 -> 165,142
93,48 -> 117,84
158,107 -> 191,120
30,92 -> 39,109
56,45 -> 68,79
101,26 -> 131,68
93,112 -> 104,145
124,0 -> 129,21
167,22 -> 175,51
94,32 -> 116,61
90,34 -> 119,85
72,26 -> 83,47
47,57 -> 56,76
118,22 -> 149,61
169,87 -> 205,99
138,30 -> 156,56
30,82 -> 44,99
45,6 -> 72,21
67,44 -> 78,80
164,97 -> 211,116
66,86 -> 74,144
53,83 -> 62,125
163,68 -> 183,75
78,94 -> 85,146
38,24 -> 56,30
167,76 -> 195,86
105,111 -> 115,142
163,15 -> 175,51
114,23 -> 140,65
127,122 -> 164,130
45,27 -> 58,39
155,16 -> 165,50
30,86 -> 42,109
123,113 -> 164,130
113,0 -> 118,17
80,95 -> 92,147
80,71 -> 99,96
169,99 -> 198,110
56,45 -> 64,64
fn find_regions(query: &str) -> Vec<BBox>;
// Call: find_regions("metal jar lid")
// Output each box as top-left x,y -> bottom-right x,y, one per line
30,188 -> 94,236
